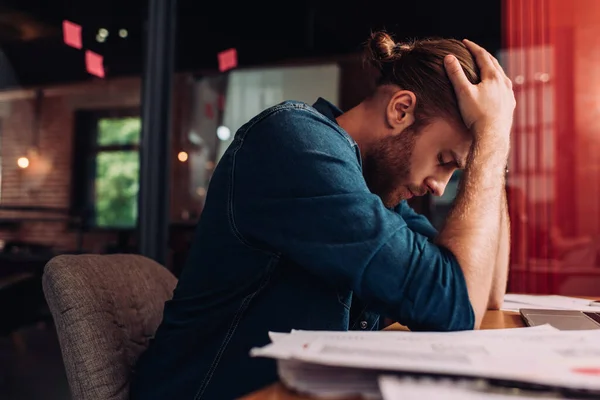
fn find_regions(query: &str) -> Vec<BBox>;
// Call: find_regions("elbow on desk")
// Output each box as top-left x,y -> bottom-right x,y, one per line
471,303 -> 487,330
487,298 -> 503,311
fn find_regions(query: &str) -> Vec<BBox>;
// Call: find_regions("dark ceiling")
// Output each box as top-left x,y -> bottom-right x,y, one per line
0,0 -> 502,89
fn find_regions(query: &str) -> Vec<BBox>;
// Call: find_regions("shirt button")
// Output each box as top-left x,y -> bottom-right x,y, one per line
360,321 -> 368,329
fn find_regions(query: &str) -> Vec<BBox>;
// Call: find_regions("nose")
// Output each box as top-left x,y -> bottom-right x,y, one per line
425,174 -> 453,197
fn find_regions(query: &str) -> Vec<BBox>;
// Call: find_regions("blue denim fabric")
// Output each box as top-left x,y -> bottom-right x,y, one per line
130,98 -> 474,400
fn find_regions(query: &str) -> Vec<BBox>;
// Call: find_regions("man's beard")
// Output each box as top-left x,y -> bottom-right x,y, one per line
362,127 -> 417,208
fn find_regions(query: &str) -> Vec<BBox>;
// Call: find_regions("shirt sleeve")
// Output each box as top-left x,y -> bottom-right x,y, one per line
395,201 -> 438,241
231,106 -> 474,331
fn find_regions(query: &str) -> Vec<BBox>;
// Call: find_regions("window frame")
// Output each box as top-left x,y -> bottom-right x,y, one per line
71,107 -> 141,231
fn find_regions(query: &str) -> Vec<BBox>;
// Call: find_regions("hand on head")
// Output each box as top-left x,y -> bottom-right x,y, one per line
444,40 -> 516,150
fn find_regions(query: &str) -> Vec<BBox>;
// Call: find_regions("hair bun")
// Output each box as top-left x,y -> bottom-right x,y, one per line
368,31 -> 396,59
364,31 -> 411,72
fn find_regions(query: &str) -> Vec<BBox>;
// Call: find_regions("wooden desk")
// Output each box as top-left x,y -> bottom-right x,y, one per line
240,310 -> 525,399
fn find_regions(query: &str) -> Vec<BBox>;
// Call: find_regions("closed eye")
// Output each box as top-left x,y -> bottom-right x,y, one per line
438,153 -> 462,169
437,154 -> 453,167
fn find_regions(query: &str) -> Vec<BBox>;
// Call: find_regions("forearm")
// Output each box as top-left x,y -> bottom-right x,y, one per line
436,140 -> 508,328
488,191 -> 510,309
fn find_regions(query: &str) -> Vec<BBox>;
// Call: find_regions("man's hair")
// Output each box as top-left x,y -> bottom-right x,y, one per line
363,31 -> 481,128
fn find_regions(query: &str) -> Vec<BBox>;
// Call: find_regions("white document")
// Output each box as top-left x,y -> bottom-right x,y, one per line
502,294 -> 600,312
251,325 -> 600,398
378,375 -> 560,400
290,332 -> 600,391
253,324 -> 558,360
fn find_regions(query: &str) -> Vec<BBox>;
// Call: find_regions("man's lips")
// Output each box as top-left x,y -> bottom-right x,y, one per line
409,188 -> 427,197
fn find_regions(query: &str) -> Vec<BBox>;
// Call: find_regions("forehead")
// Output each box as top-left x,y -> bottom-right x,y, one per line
418,118 -> 472,154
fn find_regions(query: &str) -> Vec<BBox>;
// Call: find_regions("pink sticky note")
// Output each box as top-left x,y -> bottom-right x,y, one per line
218,48 -> 238,72
63,20 -> 82,49
85,50 -> 105,78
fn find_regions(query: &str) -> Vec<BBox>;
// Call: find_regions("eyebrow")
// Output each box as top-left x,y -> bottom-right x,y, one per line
450,150 -> 466,169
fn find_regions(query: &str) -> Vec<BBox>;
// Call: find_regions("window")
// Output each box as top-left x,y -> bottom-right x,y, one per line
72,109 -> 141,229
94,117 -> 141,227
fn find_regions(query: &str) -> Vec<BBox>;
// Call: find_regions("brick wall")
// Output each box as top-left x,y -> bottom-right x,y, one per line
0,75 -> 195,253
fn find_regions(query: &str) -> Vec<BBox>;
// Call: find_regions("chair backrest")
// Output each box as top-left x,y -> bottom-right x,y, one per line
42,254 -> 177,400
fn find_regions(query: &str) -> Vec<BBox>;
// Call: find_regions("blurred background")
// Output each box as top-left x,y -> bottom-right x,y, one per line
0,0 -> 598,398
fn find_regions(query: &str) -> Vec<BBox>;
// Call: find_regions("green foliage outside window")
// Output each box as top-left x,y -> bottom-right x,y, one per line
94,117 -> 141,228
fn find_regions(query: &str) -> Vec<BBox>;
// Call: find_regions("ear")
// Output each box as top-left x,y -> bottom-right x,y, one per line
386,90 -> 416,134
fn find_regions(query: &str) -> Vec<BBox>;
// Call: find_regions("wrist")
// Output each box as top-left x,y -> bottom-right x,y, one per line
472,135 -> 509,166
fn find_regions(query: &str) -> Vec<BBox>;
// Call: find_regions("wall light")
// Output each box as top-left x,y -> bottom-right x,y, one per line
217,125 -> 231,141
17,157 -> 29,169
177,151 -> 188,162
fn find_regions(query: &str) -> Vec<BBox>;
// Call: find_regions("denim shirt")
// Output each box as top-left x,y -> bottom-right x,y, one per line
130,98 -> 474,400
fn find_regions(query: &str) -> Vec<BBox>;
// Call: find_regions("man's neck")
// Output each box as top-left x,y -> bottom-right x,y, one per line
336,101 -> 381,156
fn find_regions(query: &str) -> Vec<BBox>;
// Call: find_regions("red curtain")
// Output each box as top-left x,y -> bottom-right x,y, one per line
505,0 -> 600,295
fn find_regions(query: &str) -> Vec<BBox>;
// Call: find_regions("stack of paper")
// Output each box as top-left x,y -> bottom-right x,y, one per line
251,325 -> 600,399
378,375 -> 560,400
502,294 -> 600,312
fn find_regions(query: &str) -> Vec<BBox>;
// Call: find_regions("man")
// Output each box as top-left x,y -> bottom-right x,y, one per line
131,32 -> 515,399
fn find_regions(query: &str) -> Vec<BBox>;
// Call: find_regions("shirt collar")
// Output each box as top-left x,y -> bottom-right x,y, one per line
312,97 -> 343,124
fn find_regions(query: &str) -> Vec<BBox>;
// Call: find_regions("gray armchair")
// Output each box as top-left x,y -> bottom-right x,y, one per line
42,254 -> 176,400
